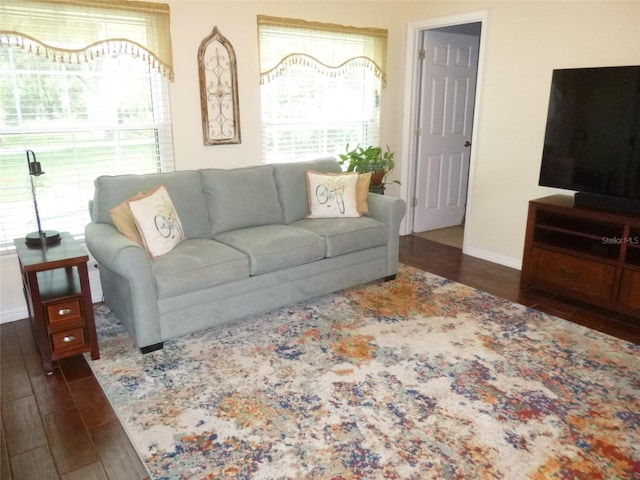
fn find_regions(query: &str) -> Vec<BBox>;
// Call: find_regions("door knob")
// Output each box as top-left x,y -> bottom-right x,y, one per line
464,141 -> 472,147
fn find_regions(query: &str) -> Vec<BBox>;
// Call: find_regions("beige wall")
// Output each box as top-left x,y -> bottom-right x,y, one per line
166,0 -> 412,171
2,1 -> 639,322
460,0 -> 640,266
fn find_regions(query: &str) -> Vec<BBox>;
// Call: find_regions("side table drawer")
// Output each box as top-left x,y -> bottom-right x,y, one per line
47,299 -> 83,325
51,327 -> 88,353
530,247 -> 616,299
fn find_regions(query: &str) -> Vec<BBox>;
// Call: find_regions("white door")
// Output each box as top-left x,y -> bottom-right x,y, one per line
413,29 -> 479,232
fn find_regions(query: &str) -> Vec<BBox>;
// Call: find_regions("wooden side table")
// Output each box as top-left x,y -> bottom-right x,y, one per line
14,232 -> 100,374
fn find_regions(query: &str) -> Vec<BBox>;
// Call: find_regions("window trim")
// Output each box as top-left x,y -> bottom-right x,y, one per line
0,0 -> 174,80
257,15 -> 387,88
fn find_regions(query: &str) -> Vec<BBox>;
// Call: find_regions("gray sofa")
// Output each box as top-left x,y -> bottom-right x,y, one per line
85,158 -> 406,353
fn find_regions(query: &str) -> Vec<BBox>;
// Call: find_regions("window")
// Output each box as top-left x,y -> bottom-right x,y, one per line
258,16 -> 387,163
0,0 -> 175,251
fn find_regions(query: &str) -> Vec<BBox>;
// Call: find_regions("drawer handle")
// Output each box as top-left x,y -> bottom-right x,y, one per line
62,335 -> 76,343
58,308 -> 72,316
560,267 -> 581,279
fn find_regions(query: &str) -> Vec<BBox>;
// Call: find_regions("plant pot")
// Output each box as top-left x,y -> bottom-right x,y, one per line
370,169 -> 385,186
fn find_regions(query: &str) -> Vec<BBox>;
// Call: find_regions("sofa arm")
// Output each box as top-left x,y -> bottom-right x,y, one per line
85,223 -> 148,273
366,193 -> 406,276
367,193 -> 406,230
85,222 -> 161,347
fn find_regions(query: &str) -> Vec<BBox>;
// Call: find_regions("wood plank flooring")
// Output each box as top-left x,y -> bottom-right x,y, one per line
2,235 -> 638,480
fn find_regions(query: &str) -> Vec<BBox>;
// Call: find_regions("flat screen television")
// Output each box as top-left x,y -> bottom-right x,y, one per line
538,65 -> 640,215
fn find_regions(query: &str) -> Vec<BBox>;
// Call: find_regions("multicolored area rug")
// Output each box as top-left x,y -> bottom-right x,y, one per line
89,265 -> 640,480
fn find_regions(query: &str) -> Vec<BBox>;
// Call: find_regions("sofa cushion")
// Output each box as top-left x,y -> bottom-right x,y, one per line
214,225 -> 325,275
292,217 -> 389,257
201,166 -> 284,235
152,238 -> 249,299
93,170 -> 210,239
272,158 -> 343,224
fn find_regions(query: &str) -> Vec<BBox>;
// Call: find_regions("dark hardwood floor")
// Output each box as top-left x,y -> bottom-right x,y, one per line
2,235 -> 638,480
400,236 -> 639,344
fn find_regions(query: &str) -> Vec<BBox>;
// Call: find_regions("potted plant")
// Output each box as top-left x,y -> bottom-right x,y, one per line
338,144 -> 400,193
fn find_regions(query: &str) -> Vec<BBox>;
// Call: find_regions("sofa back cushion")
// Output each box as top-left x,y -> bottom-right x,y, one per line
92,171 -> 210,239
272,158 -> 342,224
201,165 -> 284,235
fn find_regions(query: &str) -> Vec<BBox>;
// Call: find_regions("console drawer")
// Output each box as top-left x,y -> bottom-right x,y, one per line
529,248 -> 616,299
619,269 -> 640,311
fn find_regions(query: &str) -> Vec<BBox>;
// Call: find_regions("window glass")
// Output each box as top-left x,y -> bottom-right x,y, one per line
0,47 -> 174,251
261,64 -> 381,163
258,16 -> 386,163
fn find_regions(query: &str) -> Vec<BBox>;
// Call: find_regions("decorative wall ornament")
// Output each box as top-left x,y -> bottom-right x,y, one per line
198,26 -> 241,145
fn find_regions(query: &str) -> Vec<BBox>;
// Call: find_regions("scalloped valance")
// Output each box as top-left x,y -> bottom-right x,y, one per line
258,15 -> 387,88
0,0 -> 174,80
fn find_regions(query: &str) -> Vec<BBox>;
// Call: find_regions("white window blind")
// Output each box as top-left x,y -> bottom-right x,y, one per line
258,16 -> 387,163
0,0 -> 175,251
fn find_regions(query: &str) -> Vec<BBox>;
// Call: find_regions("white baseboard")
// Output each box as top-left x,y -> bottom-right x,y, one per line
0,306 -> 28,324
463,246 -> 522,271
0,288 -> 104,325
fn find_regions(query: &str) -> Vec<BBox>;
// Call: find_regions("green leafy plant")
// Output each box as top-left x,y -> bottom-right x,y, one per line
338,144 -> 400,187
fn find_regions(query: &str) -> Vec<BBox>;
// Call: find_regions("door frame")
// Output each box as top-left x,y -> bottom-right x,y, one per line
399,10 -> 488,253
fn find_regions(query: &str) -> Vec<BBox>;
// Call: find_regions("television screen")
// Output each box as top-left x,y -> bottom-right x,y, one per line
539,66 -> 640,201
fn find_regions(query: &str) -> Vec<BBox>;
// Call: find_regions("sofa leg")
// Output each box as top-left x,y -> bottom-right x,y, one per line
384,274 -> 397,282
140,342 -> 164,354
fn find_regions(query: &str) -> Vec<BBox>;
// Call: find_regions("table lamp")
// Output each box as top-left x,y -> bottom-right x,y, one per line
25,150 -> 61,246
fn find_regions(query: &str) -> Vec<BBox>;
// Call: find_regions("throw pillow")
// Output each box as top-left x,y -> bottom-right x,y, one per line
306,171 -> 361,218
356,172 -> 372,214
109,191 -> 146,246
128,185 -> 185,257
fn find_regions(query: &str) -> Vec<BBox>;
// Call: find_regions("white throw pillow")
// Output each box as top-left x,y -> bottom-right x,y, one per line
128,185 -> 185,257
306,171 -> 361,218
